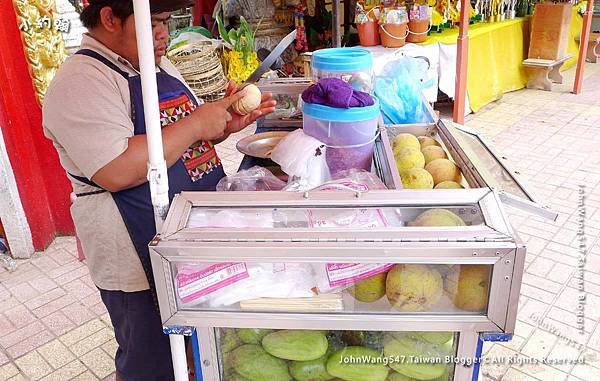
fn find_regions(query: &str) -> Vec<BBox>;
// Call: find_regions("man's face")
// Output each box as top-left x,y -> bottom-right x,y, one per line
113,11 -> 171,67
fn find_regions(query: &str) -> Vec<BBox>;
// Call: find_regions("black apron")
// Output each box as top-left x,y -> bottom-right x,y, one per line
71,49 -> 226,303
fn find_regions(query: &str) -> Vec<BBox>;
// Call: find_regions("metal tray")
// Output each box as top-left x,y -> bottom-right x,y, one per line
235,131 -> 289,159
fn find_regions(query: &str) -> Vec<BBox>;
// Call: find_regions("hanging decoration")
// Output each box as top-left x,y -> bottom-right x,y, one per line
294,3 -> 309,52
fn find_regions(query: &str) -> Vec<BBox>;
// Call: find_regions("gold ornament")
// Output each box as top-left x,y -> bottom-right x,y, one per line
13,0 -> 67,104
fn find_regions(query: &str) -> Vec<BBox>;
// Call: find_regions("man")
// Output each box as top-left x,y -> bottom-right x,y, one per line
43,1 -> 275,380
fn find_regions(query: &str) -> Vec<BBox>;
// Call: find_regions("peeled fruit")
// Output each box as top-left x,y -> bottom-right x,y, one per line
289,355 -> 334,381
421,146 -> 447,165
395,148 -> 425,171
236,328 -> 274,344
232,84 -> 262,115
425,159 -> 462,185
348,272 -> 388,302
445,265 -> 490,311
262,330 -> 328,361
408,209 -> 466,227
393,133 -> 421,151
326,346 -> 389,381
434,181 -> 463,189
230,344 -> 291,381
383,335 -> 451,380
418,136 -> 441,148
400,168 -> 434,189
386,264 -> 443,312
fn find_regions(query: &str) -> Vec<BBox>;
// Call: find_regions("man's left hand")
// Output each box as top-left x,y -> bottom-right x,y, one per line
224,81 -> 277,135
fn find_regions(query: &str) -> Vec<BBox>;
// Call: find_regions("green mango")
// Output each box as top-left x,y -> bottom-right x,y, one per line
230,344 -> 291,381
387,368 -> 451,381
227,373 -> 252,381
262,330 -> 329,361
220,329 -> 243,353
383,335 -> 450,380
236,328 -> 274,344
289,355 -> 334,381
410,332 -> 454,346
326,346 -> 389,381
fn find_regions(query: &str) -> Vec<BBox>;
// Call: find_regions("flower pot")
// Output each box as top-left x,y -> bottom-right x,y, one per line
379,23 -> 408,48
406,19 -> 430,43
357,21 -> 381,46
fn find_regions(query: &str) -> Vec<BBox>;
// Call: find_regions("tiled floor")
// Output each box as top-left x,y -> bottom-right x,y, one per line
1,63 -> 600,380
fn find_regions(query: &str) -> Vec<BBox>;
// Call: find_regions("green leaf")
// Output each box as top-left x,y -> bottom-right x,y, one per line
216,14 -> 230,44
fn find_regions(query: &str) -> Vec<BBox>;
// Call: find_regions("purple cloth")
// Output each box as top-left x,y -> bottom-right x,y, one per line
301,78 -> 375,108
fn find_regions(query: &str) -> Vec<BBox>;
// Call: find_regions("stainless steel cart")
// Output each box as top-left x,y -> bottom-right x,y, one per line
149,118 -> 555,381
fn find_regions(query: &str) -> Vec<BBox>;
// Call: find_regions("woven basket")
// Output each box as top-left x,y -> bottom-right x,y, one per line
167,41 -> 228,102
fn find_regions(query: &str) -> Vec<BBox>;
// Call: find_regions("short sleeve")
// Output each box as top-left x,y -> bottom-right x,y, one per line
43,70 -> 133,179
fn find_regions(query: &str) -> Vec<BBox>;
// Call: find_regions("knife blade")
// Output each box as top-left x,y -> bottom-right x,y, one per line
240,29 -> 297,88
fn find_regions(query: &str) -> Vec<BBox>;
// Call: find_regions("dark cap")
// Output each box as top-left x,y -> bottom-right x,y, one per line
86,0 -> 194,13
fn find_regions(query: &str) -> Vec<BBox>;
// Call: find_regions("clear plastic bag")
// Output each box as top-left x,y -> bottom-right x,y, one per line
313,169 -> 387,192
375,56 -> 432,124
216,166 -> 286,191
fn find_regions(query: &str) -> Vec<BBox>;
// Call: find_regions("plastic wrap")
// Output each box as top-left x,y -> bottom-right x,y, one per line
176,262 -> 316,307
216,166 -> 286,191
375,57 -> 433,124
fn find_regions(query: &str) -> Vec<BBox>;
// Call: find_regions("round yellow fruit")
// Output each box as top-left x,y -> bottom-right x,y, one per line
418,136 -> 441,148
392,133 -> 420,152
421,145 -> 447,165
425,158 -> 462,185
434,181 -> 463,189
232,84 -> 262,115
395,148 -> 425,171
408,208 -> 466,227
400,168 -> 434,189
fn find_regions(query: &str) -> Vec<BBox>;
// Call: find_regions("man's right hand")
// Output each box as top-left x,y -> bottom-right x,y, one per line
190,91 -> 247,141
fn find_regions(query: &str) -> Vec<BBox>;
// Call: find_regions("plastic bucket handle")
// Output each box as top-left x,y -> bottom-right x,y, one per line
379,24 -> 409,40
325,128 -> 382,149
408,19 -> 432,35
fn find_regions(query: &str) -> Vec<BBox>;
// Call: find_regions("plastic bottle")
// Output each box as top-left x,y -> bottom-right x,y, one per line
0,237 -> 17,272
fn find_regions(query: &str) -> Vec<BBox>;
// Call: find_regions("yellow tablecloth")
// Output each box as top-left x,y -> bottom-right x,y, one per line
417,7 -> 583,112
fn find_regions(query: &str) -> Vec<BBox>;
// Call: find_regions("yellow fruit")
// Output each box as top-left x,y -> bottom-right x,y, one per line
348,272 -> 388,302
386,264 -> 443,312
425,159 -> 462,185
421,146 -> 447,165
434,181 -> 463,189
400,168 -> 434,189
445,265 -> 490,311
395,148 -> 425,171
392,133 -> 420,152
232,84 -> 262,115
418,136 -> 441,148
408,209 -> 466,227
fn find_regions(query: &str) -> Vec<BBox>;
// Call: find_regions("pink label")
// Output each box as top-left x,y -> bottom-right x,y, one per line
177,263 -> 249,303
308,208 -> 388,229
325,263 -> 394,287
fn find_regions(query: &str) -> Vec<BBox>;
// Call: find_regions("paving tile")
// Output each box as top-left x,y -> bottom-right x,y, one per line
32,294 -> 78,319
62,279 -> 96,300
502,366 -> 542,381
515,362 -> 569,381
54,266 -> 91,287
14,351 -> 53,380
41,311 -> 77,337
520,283 -> 556,304
48,248 -> 78,266
4,304 -> 36,329
89,302 -> 108,317
0,363 -> 20,380
520,329 -> 558,359
0,350 -> 9,366
6,326 -> 55,359
526,256 -> 556,278
0,313 -> 16,337
24,288 -> 66,311
62,302 -> 96,326
546,307 -> 596,334
547,342 -> 583,374
27,276 -> 58,294
7,374 -> 28,381
37,339 -> 76,369
101,373 -> 116,381
100,339 -> 118,360
549,263 -> 576,284
59,319 -> 105,347
71,328 -> 114,357
570,363 -> 600,381
30,256 -> 61,273
481,344 -> 519,379
80,348 -> 115,379
8,282 -> 40,303
70,370 -> 99,381
46,261 -> 84,282
0,321 -> 45,348
39,360 -> 87,381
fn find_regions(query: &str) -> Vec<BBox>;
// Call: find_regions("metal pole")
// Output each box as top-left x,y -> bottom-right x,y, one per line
332,0 -> 341,47
453,0 -> 471,124
573,0 -> 595,94
131,1 -> 186,380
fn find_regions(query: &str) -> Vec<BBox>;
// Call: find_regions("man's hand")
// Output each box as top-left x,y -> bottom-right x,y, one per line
189,89 -> 247,141
224,81 -> 277,135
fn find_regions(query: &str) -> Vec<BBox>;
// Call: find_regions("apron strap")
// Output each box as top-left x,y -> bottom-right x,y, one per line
75,49 -> 130,79
68,172 -> 107,197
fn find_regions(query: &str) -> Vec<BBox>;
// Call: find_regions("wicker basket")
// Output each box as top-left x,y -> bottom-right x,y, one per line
168,41 -> 228,102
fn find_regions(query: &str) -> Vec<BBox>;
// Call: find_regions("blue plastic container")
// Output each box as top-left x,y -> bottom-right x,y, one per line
303,100 -> 380,175
311,48 -> 374,93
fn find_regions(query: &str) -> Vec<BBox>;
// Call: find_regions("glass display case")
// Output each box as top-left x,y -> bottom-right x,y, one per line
150,190 -> 527,380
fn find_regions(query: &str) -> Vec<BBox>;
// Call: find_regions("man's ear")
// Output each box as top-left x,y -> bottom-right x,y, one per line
99,7 -> 121,32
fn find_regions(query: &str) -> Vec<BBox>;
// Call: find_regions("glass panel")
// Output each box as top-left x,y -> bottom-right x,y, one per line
173,261 -> 492,315
215,327 -> 457,381
186,206 -> 485,229
448,125 -> 531,201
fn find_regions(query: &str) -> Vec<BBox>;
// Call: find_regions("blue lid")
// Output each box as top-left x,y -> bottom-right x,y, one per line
312,48 -> 373,72
303,100 -> 380,122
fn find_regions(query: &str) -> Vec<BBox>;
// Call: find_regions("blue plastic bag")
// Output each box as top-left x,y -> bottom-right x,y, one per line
374,56 -> 433,124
